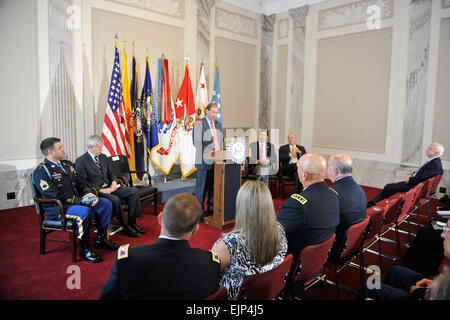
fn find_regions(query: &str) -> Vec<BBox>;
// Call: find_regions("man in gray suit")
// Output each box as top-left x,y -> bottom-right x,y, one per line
193,103 -> 225,221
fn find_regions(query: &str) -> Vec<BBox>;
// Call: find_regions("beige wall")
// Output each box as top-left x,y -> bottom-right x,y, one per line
313,28 -> 392,153
215,36 -> 258,129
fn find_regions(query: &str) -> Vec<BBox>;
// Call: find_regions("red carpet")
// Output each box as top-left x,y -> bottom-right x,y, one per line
0,183 -> 441,300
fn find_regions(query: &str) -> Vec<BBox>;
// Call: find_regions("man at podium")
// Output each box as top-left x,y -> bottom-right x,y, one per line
193,102 -> 225,221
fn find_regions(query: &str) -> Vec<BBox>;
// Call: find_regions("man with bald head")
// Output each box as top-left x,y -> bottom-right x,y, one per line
279,133 -> 306,193
367,143 -> 444,207
327,154 -> 367,260
277,153 -> 340,258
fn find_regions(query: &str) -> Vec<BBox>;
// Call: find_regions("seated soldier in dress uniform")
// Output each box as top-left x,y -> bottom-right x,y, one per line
32,137 -> 119,263
98,193 -> 221,300
277,153 -> 340,259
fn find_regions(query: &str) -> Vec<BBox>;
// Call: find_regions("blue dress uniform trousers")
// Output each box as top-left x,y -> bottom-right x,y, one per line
65,198 -> 112,239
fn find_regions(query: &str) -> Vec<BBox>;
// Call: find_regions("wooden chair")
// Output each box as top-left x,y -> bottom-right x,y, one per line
29,173 -> 77,262
108,155 -> 159,214
278,162 -> 296,196
237,254 -> 293,300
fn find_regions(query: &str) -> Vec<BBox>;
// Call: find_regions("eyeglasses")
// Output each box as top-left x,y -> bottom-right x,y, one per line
431,221 -> 450,233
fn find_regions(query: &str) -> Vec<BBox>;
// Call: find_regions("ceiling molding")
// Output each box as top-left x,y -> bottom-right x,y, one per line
220,0 -> 328,15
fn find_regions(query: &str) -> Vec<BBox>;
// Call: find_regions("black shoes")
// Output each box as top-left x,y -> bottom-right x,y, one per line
130,223 -> 146,235
94,229 -> 120,250
79,244 -> 102,263
121,225 -> 140,238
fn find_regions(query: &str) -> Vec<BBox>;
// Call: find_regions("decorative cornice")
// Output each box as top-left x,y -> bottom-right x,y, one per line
215,7 -> 258,38
318,0 -> 393,31
105,0 -> 184,19
443,0 -> 450,9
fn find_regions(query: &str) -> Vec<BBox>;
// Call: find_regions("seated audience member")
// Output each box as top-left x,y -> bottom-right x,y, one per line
358,218 -> 450,300
32,137 -> 117,263
367,142 -> 444,207
248,129 -> 278,185
212,180 -> 287,300
277,153 -> 340,259
75,135 -> 144,238
99,193 -> 221,300
326,154 -> 367,260
279,133 -> 306,194
430,267 -> 450,300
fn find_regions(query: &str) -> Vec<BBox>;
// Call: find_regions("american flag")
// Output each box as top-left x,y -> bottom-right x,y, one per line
101,44 -> 131,157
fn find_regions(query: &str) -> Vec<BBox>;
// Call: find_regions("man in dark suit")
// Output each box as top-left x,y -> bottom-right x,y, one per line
277,153 -> 340,259
193,103 -> 225,220
75,135 -> 144,237
279,133 -> 306,193
326,153 -> 367,260
98,193 -> 221,300
248,129 -> 277,185
367,143 -> 444,207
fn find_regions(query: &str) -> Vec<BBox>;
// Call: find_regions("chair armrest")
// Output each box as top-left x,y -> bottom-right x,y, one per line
33,197 -> 68,230
129,170 -> 152,186
117,176 -> 130,187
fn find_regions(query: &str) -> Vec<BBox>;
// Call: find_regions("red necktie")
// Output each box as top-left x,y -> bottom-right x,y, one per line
210,120 -> 220,151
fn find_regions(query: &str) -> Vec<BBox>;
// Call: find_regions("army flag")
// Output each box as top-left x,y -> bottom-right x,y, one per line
175,64 -> 197,177
195,62 -> 208,120
101,43 -> 131,157
149,56 -> 179,175
211,64 -> 222,124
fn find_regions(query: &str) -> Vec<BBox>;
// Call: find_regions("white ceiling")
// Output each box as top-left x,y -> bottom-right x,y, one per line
221,0 -> 328,15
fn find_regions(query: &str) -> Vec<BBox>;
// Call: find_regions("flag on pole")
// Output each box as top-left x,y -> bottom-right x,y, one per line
101,43 -> 131,157
130,53 -> 146,182
195,62 -> 208,120
122,49 -> 136,171
175,63 -> 197,177
149,56 -> 179,175
141,56 -> 159,157
211,64 -> 223,124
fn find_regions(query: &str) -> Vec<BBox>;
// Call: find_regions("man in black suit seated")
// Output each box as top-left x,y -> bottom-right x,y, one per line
367,142 -> 444,207
326,153 -> 367,261
279,133 -> 306,193
99,193 -> 221,300
75,135 -> 144,238
248,129 -> 277,185
277,153 -> 340,259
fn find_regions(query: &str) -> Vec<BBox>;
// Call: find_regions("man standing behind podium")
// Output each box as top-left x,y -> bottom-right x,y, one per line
193,103 -> 225,221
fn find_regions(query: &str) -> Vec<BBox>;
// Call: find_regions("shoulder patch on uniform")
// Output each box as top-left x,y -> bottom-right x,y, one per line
117,244 -> 130,260
40,179 -> 49,191
291,193 -> 308,205
209,250 -> 221,264
329,187 -> 339,196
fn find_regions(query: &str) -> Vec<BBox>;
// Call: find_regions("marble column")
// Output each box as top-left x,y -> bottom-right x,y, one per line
288,5 -> 309,140
196,0 -> 215,85
401,0 -> 432,165
259,14 -> 275,130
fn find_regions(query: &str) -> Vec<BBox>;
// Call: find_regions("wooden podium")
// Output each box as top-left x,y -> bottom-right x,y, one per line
203,150 -> 241,229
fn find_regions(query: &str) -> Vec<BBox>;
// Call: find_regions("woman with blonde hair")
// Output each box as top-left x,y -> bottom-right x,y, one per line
212,180 -> 287,299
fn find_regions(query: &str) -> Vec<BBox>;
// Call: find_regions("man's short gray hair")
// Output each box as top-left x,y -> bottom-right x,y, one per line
87,135 -> 103,148
331,154 -> 353,175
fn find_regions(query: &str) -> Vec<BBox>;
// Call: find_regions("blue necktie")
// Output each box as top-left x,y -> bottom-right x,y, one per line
94,156 -> 102,171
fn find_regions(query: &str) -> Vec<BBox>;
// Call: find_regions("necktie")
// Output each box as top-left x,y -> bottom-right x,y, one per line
210,120 -> 220,151
259,143 -> 264,160
291,146 -> 297,164
94,156 -> 102,171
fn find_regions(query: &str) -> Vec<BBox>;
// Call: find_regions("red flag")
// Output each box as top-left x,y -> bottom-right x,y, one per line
161,59 -> 172,123
101,44 -> 131,157
174,65 -> 195,122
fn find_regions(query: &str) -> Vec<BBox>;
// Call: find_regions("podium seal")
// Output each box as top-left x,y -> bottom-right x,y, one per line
229,138 -> 247,164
